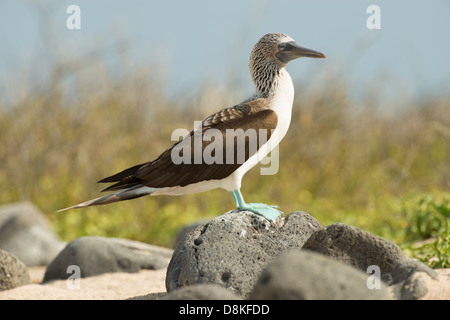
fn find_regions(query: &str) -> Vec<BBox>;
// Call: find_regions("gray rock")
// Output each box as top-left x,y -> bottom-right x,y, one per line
133,284 -> 242,300
303,223 -> 409,275
129,284 -> 242,300
382,259 -> 437,284
174,219 -> 211,246
0,249 -> 32,291
397,273 -> 429,300
166,210 -> 321,298
382,260 -> 438,300
43,236 -> 172,282
161,284 -> 242,300
128,292 -> 167,300
107,237 -> 174,260
249,250 -> 392,300
0,202 -> 65,266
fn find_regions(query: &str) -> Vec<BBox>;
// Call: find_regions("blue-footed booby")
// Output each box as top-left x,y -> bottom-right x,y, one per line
59,33 -> 325,220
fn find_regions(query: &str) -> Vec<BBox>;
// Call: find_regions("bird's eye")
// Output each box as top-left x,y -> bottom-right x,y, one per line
278,43 -> 287,51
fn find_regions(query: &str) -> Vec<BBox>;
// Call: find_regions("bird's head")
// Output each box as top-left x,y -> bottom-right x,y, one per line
250,33 -> 326,68
249,33 -> 326,96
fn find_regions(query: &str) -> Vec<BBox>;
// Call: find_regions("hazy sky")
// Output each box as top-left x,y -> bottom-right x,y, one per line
1,0 -> 449,104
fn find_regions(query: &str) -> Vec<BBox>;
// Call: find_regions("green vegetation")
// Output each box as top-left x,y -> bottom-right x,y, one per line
401,195 -> 449,268
1,52 -> 448,267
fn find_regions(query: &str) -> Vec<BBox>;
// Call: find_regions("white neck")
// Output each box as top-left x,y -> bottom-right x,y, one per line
264,68 -> 295,140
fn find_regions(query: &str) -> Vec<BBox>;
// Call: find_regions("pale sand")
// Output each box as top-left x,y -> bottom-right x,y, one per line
0,265 -> 167,300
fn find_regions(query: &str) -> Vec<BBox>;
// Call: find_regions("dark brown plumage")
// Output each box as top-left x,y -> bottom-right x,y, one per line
98,98 -> 277,192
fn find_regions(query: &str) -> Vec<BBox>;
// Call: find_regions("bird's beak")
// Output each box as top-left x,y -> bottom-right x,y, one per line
289,42 -> 326,59
276,41 -> 326,63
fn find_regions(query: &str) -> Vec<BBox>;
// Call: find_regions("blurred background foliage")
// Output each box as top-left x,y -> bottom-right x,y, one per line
0,39 -> 448,267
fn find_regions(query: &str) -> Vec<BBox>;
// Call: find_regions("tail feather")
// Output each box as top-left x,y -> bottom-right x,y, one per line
97,163 -> 145,183
57,185 -> 157,212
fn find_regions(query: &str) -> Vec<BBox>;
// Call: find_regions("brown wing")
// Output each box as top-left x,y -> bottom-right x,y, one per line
99,98 -> 277,191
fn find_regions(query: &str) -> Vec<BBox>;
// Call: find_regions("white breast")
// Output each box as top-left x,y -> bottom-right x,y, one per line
220,68 -> 295,191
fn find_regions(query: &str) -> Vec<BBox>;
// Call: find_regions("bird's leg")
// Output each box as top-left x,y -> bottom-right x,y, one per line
232,189 -> 246,208
231,189 -> 282,221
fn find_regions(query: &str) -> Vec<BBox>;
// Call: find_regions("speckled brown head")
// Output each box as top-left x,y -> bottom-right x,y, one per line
249,33 -> 326,96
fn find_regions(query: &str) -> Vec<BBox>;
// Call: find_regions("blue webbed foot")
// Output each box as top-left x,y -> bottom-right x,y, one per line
238,202 -> 282,221
231,189 -> 282,221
